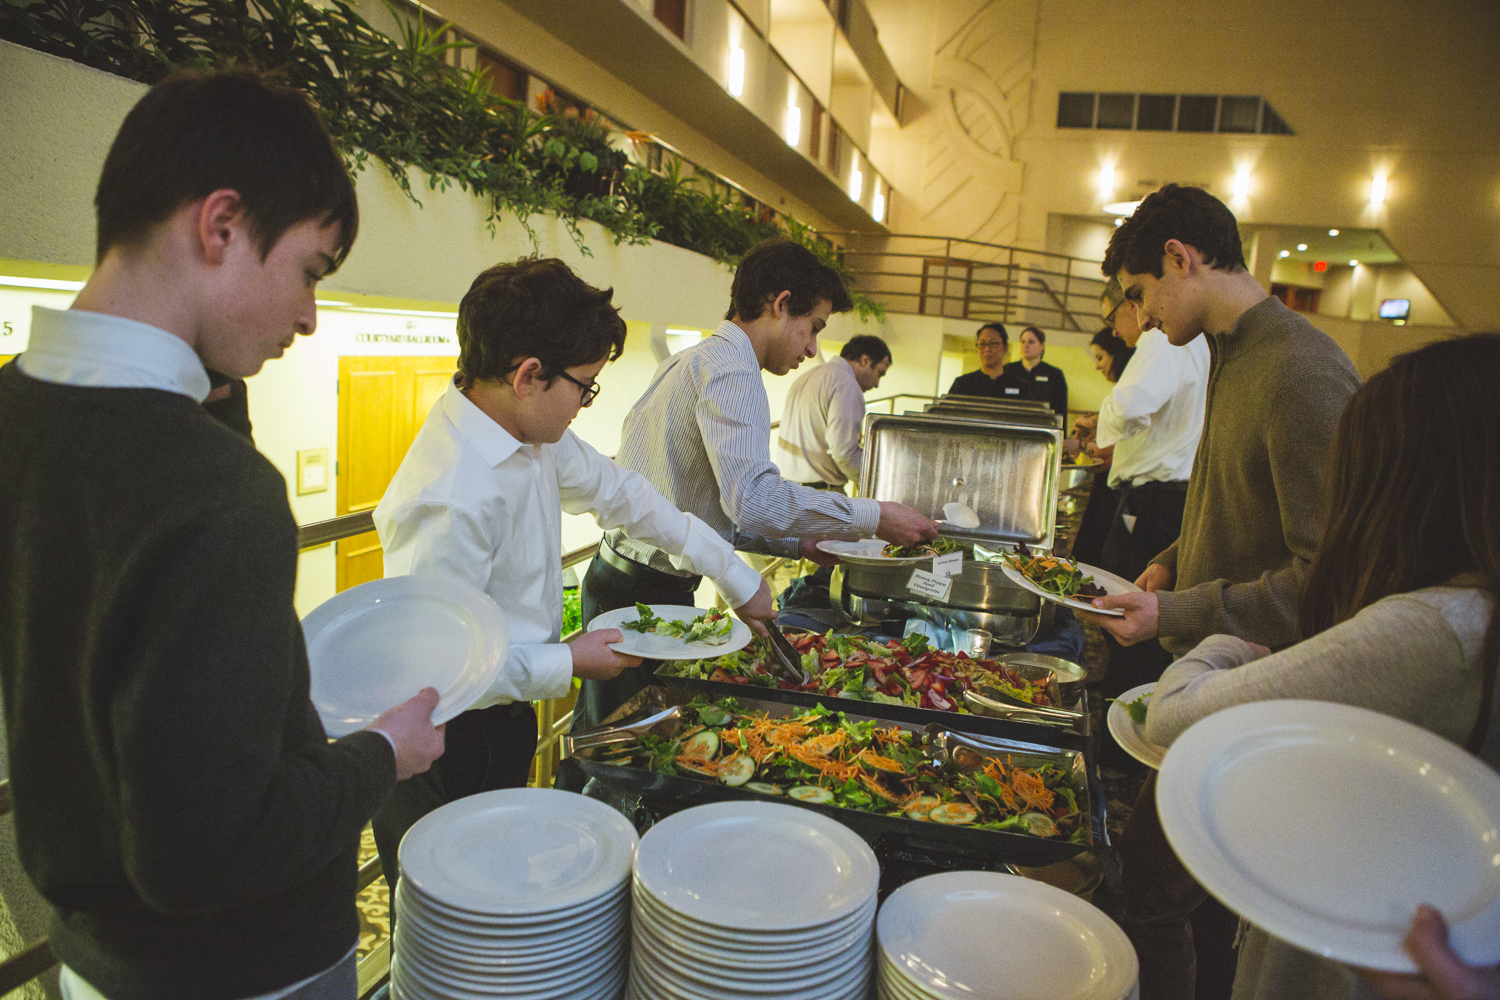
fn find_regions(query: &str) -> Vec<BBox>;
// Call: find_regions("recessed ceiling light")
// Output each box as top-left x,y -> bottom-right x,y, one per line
1113,217 -> 1124,227
1349,259 -> 1360,267
1278,250 -> 1290,258
1102,200 -> 1141,215
1297,243 -> 1308,252
1328,229 -> 1340,236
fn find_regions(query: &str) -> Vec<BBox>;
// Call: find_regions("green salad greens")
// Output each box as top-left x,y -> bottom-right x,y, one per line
621,603 -> 733,644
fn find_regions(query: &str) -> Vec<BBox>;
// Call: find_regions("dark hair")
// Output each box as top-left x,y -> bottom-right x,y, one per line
1090,327 -> 1134,382
1102,183 -> 1247,278
1300,333 -> 1500,744
976,323 -> 1008,348
726,239 -> 853,321
457,257 -> 627,387
95,69 -> 358,267
1021,326 -> 1047,345
840,335 -> 890,365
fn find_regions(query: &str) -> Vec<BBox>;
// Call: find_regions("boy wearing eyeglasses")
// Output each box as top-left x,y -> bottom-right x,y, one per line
371,257 -> 776,889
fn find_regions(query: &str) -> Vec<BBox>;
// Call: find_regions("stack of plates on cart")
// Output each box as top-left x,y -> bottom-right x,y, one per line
876,871 -> 1139,1000
390,788 -> 637,1000
627,801 -> 879,1000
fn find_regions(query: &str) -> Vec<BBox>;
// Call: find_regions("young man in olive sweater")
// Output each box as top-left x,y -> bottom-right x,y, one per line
1082,184 -> 1361,999
0,71 -> 445,1000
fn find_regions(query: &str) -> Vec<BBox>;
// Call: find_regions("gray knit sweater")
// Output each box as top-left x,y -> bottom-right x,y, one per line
1148,582 -> 1498,1000
1152,296 -> 1361,656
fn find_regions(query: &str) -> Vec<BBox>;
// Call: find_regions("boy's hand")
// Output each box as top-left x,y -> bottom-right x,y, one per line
1076,592 -> 1160,645
733,580 -> 778,639
876,502 -> 939,546
1137,563 -> 1174,592
569,629 -> 643,680
369,687 -> 446,781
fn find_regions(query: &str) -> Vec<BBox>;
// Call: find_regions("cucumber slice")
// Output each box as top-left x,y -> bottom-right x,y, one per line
681,731 -> 719,761
787,785 -> 834,804
903,794 -> 942,820
745,781 -> 784,796
928,802 -> 978,825
675,759 -> 716,777
1018,811 -> 1060,838
717,754 -> 755,787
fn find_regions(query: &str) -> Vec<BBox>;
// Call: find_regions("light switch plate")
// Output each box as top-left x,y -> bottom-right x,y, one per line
297,448 -> 330,496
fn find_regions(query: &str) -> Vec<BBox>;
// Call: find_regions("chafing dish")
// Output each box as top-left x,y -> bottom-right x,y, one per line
560,685 -> 1099,869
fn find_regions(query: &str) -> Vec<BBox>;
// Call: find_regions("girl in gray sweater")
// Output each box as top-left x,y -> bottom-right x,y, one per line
1144,333 -> 1500,1000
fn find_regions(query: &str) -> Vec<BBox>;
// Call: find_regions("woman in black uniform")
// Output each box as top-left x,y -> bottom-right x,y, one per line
1005,326 -> 1068,416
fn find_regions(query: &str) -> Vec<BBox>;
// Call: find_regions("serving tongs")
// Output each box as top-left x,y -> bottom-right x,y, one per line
763,620 -> 812,687
561,705 -> 685,759
920,722 -> 1060,765
962,686 -> 1080,727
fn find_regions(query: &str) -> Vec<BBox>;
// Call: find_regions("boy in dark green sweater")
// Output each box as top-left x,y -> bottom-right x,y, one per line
0,70 -> 445,1000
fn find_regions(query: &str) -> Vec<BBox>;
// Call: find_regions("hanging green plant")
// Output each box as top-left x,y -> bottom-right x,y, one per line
0,0 -> 882,320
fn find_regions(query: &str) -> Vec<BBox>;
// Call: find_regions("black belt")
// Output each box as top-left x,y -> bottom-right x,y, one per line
598,540 -> 701,589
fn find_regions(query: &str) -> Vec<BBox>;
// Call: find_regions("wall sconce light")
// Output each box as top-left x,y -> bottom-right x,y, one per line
784,104 -> 801,146
871,188 -> 885,223
849,165 -> 863,202
1098,162 -> 1115,201
1232,167 -> 1251,202
727,46 -> 745,98
1369,175 -> 1387,205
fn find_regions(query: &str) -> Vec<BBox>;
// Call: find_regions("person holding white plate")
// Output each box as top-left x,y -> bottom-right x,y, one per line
372,257 -> 777,895
1144,334 -> 1500,1000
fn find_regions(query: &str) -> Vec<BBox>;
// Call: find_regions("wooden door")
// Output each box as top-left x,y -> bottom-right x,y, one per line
335,356 -> 456,591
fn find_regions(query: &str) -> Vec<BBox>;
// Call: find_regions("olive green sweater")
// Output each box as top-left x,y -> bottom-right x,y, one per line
1152,296 -> 1361,656
0,363 -> 396,1000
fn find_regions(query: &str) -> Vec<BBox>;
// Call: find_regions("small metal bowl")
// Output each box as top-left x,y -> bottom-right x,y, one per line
995,652 -> 1088,704
1005,851 -> 1104,901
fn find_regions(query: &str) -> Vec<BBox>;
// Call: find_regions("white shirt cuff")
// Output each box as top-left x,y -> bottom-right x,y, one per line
711,555 -> 764,609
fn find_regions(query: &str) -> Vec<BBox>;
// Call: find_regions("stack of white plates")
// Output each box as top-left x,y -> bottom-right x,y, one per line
390,788 -> 637,1000
877,871 -> 1138,1000
628,801 -> 879,1000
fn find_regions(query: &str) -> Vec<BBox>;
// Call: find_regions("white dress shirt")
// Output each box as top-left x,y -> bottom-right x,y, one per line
375,381 -> 764,707
19,305 -> 211,400
1094,328 -> 1210,489
611,321 -> 881,574
776,356 -> 866,488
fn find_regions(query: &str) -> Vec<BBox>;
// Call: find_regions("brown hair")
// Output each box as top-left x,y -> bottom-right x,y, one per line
1103,183 -> 1247,279
457,257 -> 626,387
1300,333 -> 1500,743
726,239 -> 852,321
95,69 -> 357,266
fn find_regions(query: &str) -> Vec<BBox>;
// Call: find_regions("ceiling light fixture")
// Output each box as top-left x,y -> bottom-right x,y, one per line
784,104 -> 801,146
1297,243 -> 1308,252
1113,217 -> 1124,227
1328,229 -> 1340,236
1278,250 -> 1290,258
1232,167 -> 1251,202
727,46 -> 745,98
1098,163 -> 1115,200
1102,200 -> 1141,216
871,189 -> 886,223
1370,175 -> 1387,205
849,165 -> 863,202
1349,259 -> 1360,267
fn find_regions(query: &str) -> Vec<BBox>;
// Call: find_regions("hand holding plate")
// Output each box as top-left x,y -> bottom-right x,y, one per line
876,501 -> 939,545
569,629 -> 643,679
1077,591 -> 1160,645
369,686 -> 446,781
798,537 -> 839,567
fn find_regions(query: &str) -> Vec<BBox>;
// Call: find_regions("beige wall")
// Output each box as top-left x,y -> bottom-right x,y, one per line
865,0 -> 1500,336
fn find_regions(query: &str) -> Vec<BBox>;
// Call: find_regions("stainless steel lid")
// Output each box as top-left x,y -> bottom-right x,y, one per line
924,401 -> 1063,429
860,413 -> 1061,550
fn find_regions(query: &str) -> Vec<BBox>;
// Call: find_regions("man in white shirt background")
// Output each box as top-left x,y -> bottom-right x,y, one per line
1080,277 -> 1209,699
373,256 -> 776,889
776,334 -> 891,492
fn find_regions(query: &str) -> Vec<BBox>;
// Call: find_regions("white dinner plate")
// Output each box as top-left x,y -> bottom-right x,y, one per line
877,870 -> 1137,1000
634,801 -> 879,932
998,554 -> 1139,617
630,946 -> 870,1000
632,915 -> 872,990
399,876 -> 629,929
587,604 -> 752,660
393,949 -> 627,1000
399,788 -> 637,916
633,889 -> 874,955
396,896 -> 628,960
1157,700 -> 1500,973
1107,683 -> 1167,769
816,538 -> 942,566
303,575 -> 508,736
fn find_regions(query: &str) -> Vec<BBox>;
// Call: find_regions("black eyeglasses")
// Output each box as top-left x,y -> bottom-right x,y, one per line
555,370 -> 601,407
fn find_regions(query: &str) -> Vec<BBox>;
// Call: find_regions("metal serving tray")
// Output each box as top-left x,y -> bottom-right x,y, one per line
561,686 -> 1097,869
924,401 -> 1064,429
860,413 -> 1062,551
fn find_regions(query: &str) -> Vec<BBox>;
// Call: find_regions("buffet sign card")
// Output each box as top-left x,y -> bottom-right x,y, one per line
932,551 -> 963,578
906,568 -> 954,603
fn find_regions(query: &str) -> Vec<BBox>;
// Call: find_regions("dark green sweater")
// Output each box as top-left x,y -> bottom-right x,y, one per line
0,362 -> 396,1000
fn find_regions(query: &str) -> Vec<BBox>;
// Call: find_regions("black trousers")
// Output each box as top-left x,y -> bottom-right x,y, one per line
571,554 -> 700,732
372,700 -> 538,906
1097,481 -> 1186,701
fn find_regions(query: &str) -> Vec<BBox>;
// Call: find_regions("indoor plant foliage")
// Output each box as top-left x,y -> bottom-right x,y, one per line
1,0 -> 881,318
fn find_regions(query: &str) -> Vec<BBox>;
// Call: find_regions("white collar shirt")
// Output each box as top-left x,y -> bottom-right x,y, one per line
776,356 -> 866,488
19,306 -> 211,400
1094,328 -> 1210,488
612,321 -> 880,574
375,381 -> 762,707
